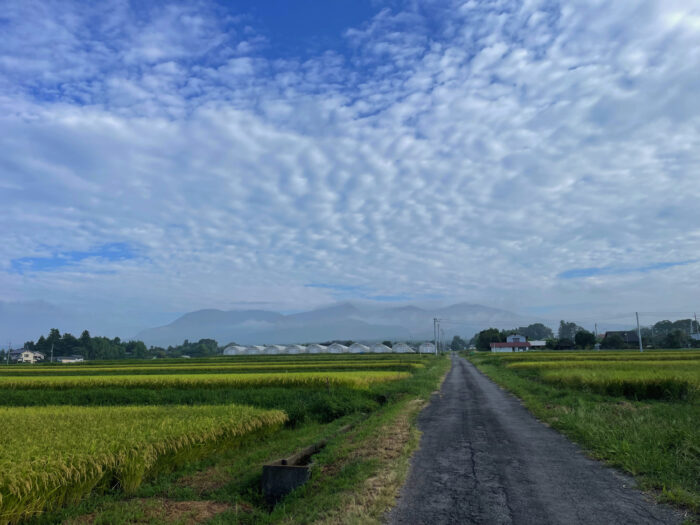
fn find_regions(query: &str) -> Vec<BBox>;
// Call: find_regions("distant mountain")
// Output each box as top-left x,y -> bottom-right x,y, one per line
135,301 -> 545,347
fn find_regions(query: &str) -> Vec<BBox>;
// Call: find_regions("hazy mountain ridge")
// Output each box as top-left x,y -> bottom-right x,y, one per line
135,302 -> 541,347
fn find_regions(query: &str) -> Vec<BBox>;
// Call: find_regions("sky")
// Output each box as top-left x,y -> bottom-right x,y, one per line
1,0 -> 700,341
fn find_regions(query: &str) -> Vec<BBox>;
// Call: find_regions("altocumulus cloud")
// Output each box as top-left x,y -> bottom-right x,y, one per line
1,0 -> 699,335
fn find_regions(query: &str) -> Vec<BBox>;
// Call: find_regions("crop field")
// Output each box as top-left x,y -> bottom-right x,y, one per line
0,353 -> 445,524
469,350 -> 700,512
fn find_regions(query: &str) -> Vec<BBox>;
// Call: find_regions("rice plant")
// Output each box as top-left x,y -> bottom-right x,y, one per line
0,404 -> 286,524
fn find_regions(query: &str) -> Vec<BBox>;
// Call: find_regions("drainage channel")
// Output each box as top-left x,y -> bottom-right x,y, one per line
261,423 -> 354,506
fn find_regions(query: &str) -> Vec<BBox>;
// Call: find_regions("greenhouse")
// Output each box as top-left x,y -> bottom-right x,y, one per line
222,345 -> 247,356
264,345 -> 286,355
244,345 -> 265,355
285,344 -> 307,354
349,343 -> 370,354
371,343 -> 392,354
392,343 -> 415,353
419,342 -> 436,354
327,343 -> 348,354
306,344 -> 327,354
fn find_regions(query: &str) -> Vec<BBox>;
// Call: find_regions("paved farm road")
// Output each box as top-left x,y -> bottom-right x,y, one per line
387,355 -> 684,525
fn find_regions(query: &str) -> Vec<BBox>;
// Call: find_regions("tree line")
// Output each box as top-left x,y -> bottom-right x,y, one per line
0,329 -> 224,361
466,319 -> 700,351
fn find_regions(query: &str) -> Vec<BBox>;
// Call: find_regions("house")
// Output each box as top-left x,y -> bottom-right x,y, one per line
348,343 -> 370,354
327,343 -> 348,354
7,349 -> 23,362
306,344 -> 327,354
19,350 -> 45,363
56,355 -> 84,363
222,345 -> 247,356
418,342 -> 436,354
490,334 -> 530,353
370,343 -> 392,354
392,343 -> 415,353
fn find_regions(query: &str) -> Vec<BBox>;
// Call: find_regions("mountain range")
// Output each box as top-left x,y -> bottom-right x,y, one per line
135,302 -> 541,347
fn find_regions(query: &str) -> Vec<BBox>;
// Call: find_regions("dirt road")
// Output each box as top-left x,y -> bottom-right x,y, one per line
387,355 -> 684,525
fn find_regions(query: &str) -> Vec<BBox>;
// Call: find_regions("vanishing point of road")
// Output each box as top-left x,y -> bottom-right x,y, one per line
387,355 -> 684,525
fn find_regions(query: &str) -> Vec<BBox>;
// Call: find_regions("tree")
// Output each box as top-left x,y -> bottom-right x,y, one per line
558,321 -> 582,341
601,333 -> 624,349
450,335 -> 468,351
517,323 -> 554,340
574,330 -> 595,349
663,330 -> 689,349
475,328 -> 502,351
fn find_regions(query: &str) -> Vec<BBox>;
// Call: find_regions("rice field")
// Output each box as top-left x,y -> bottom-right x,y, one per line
0,404 -> 286,524
0,370 -> 409,390
494,350 -> 700,401
0,353 -> 436,524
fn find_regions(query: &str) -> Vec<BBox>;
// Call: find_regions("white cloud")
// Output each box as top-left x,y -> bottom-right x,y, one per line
1,0 -> 699,338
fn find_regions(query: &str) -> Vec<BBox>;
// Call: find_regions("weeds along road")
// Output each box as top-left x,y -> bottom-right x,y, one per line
387,355 -> 684,525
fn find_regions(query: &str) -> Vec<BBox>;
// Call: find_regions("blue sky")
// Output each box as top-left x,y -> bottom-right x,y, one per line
1,0 -> 700,340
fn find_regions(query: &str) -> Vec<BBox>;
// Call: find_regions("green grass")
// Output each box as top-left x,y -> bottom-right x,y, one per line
468,351 -> 700,514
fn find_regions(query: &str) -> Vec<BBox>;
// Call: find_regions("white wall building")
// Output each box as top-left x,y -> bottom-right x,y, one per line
19,350 -> 44,363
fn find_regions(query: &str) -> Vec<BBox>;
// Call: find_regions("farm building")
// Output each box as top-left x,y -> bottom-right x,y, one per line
392,343 -> 415,353
371,343 -> 392,353
306,344 -> 327,354
264,345 -> 286,355
222,345 -> 247,356
19,350 -> 45,363
529,340 -> 547,349
349,343 -> 370,354
56,355 -> 84,363
327,343 -> 348,354
286,345 -> 307,354
491,335 -> 530,352
418,342 -> 435,354
244,345 -> 265,355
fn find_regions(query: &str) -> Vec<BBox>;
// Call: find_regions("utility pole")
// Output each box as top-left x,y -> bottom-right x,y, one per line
635,312 -> 643,352
433,318 -> 437,356
50,343 -> 54,363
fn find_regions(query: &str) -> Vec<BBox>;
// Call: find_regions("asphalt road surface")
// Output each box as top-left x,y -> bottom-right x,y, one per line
387,355 -> 684,525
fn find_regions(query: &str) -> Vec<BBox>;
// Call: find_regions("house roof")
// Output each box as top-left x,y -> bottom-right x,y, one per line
490,342 -> 531,348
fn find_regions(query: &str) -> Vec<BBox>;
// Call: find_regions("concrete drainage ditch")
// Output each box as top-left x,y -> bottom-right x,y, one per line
261,423 -> 355,506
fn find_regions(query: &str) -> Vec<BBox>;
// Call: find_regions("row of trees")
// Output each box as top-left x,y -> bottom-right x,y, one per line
467,319 -> 700,351
0,329 -> 225,361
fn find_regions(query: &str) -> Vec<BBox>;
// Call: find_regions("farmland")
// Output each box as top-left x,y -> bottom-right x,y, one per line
468,350 -> 700,513
0,353 -> 448,524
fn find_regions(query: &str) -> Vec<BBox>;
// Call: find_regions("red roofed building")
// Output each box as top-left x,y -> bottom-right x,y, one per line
490,334 -> 530,353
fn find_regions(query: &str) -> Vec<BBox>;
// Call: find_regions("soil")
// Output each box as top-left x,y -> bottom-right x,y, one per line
387,355 -> 685,525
